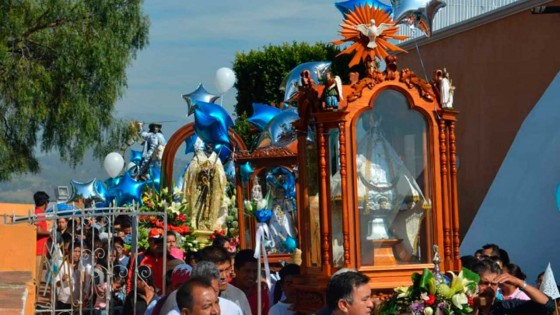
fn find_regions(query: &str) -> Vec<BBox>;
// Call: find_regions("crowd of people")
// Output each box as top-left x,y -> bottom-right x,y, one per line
33,191 -> 559,315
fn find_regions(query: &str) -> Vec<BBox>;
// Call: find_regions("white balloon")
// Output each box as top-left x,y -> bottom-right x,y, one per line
104,152 -> 124,178
214,67 -> 236,94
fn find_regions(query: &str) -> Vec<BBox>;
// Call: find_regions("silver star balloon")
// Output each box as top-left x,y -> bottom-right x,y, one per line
69,179 -> 104,206
182,83 -> 220,115
391,0 -> 447,38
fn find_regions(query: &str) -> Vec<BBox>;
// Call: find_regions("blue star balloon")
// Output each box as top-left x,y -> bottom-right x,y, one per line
266,108 -> 299,147
214,143 -> 232,163
114,172 -> 146,206
247,103 -> 281,131
184,134 -> 199,155
280,62 -> 332,103
147,166 -> 161,193
282,235 -> 298,253
335,0 -> 393,17
69,179 -> 103,205
240,162 -> 254,183
193,100 -> 233,145
182,83 -> 220,115
224,160 -> 236,183
130,150 -> 143,165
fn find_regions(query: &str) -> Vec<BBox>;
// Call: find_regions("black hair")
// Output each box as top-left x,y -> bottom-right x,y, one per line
326,272 -> 370,311
498,248 -> 510,265
176,276 -> 214,311
475,249 -> 483,256
234,249 -> 257,270
198,245 -> 230,265
113,236 -> 124,247
504,263 -> 526,280
472,258 -> 502,276
167,231 -> 177,237
460,255 -> 477,271
185,250 -> 200,265
273,264 -> 300,304
33,191 -> 50,207
212,235 -> 230,248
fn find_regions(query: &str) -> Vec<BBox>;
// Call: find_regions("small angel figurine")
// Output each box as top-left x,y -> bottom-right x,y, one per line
321,71 -> 344,111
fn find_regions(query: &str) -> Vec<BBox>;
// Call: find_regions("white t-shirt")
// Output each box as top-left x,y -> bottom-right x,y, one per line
166,297 -> 243,315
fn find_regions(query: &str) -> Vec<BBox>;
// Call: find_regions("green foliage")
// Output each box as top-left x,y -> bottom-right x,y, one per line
232,112 -> 258,151
232,41 -> 361,118
0,0 -> 150,181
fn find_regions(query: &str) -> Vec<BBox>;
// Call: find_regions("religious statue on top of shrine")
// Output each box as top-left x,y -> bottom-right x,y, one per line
182,139 -> 228,231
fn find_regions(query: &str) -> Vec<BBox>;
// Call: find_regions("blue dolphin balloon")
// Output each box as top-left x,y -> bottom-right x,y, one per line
335,0 -> 393,17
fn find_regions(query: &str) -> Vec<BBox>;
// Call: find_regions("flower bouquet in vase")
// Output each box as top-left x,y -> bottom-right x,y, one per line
378,267 -> 480,315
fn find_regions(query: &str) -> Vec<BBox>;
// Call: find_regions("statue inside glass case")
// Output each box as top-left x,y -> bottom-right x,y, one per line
265,169 -> 297,254
355,111 -> 426,260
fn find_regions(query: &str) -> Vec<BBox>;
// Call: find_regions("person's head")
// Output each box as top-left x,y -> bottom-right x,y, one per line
176,276 -> 220,315
136,265 -> 155,294
167,231 -> 177,251
498,248 -> 510,266
70,241 -> 82,263
198,246 -> 232,291
536,271 -> 545,289
326,271 -> 373,315
148,228 -> 165,256
501,263 -> 526,295
481,244 -> 501,259
57,217 -> 68,231
149,123 -> 162,133
191,261 -> 221,293
473,258 -> 502,300
212,235 -> 232,253
33,191 -> 49,207
113,237 -> 125,258
474,249 -> 483,260
274,264 -> 301,304
233,249 -> 258,291
460,255 -> 477,271
186,251 -> 200,267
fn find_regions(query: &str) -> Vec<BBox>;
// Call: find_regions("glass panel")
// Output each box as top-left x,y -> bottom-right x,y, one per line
305,135 -> 322,267
251,167 -> 298,255
329,129 -> 344,267
355,90 -> 432,267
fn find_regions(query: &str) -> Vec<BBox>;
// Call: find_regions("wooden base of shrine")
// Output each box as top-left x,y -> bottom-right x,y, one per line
372,238 -> 402,266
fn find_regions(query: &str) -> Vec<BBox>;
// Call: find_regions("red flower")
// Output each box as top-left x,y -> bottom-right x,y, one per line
176,214 -> 187,223
468,296 -> 474,307
425,294 -> 436,306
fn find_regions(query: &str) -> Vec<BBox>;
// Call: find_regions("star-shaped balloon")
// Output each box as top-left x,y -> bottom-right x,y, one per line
184,134 -> 199,155
280,62 -> 331,103
130,150 -> 143,166
391,0 -> 447,38
247,103 -> 281,131
214,143 -> 232,163
182,83 -> 220,115
69,179 -> 104,206
146,166 -> 161,193
224,160 -> 236,183
240,162 -> 254,183
335,0 -> 393,17
114,172 -> 146,206
266,108 -> 299,147
193,100 -> 233,145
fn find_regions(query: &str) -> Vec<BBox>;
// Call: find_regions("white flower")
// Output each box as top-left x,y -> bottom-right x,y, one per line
168,201 -> 182,215
172,187 -> 182,197
257,198 -> 268,210
424,306 -> 433,315
452,292 -> 468,309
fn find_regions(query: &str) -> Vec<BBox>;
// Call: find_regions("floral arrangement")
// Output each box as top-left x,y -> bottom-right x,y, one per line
243,190 -> 272,223
139,187 -> 192,234
378,268 -> 480,315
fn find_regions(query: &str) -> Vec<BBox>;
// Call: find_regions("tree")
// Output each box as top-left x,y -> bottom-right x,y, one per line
232,41 -> 362,118
0,0 -> 149,181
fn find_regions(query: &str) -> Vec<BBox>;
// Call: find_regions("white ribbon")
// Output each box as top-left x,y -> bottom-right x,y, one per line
254,222 -> 273,315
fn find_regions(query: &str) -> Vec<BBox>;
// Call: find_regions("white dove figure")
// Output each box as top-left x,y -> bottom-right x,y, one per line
355,19 -> 393,49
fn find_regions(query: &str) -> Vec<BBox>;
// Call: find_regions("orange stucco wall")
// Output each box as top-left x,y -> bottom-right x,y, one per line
0,203 -> 37,314
397,7 -> 560,238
